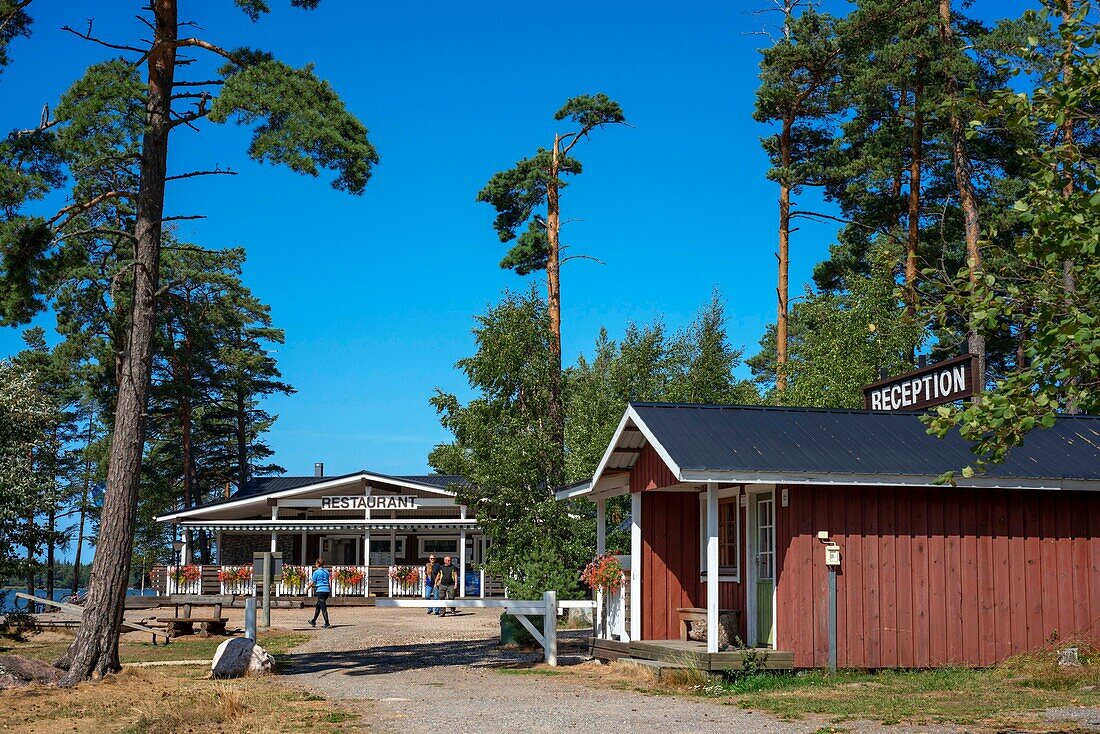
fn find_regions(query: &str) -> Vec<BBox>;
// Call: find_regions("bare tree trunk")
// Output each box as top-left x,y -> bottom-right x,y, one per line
905,77 -> 924,316
71,407 -> 94,595
46,506 -> 56,603
545,134 -> 564,482
1059,0 -> 1079,413
236,384 -> 249,492
776,116 -> 793,394
59,0 -> 177,684
939,0 -> 985,386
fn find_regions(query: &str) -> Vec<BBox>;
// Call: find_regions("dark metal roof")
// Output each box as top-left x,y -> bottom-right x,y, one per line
630,403 -> 1100,481
188,471 -> 467,512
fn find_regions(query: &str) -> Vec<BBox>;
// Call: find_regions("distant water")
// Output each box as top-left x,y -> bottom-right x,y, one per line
0,587 -> 157,613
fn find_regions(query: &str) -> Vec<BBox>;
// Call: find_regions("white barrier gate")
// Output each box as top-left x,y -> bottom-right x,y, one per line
374,591 -> 595,666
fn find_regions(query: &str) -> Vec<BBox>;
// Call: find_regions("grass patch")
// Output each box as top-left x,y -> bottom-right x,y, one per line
680,648 -> 1100,727
0,629 -> 307,666
0,666 -> 368,734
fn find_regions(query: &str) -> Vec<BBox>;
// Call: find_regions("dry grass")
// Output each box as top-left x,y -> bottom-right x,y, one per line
544,645 -> 1100,731
0,666 -> 370,734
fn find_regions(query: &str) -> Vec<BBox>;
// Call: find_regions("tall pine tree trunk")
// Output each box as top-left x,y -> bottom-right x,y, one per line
776,117 -> 792,394
60,0 -> 177,684
1059,0 -> 1077,411
939,0 -> 985,385
235,386 -> 249,491
905,76 -> 924,316
545,134 -> 564,482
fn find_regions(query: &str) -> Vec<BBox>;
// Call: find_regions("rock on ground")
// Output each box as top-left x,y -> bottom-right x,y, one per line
249,643 -> 275,674
0,654 -> 64,688
211,637 -> 255,679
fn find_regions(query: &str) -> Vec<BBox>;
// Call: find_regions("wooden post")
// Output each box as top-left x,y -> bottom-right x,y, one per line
270,506 -> 278,553
544,590 -> 558,666
630,491 -> 641,641
479,569 -> 486,599
706,482 -> 719,654
299,530 -> 307,565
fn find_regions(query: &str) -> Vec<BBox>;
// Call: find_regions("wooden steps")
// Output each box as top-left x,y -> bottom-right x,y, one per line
589,637 -> 795,671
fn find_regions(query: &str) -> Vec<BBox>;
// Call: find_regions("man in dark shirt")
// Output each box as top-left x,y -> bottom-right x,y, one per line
434,555 -> 458,616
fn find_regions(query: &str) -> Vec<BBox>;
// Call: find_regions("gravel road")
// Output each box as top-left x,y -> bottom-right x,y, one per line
265,605 -> 969,734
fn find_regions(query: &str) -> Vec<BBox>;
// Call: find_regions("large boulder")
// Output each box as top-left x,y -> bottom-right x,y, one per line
211,637 -> 255,679
686,613 -> 737,650
0,654 -> 64,688
248,643 -> 275,675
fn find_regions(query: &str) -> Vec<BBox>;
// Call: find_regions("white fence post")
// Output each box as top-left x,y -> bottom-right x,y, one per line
479,569 -> 485,599
543,590 -> 557,666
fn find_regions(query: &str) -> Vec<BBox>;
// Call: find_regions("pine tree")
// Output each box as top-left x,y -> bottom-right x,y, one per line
477,94 -> 627,484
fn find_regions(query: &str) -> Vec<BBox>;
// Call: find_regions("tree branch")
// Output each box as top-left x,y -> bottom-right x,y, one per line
62,19 -> 146,55
52,227 -> 136,246
164,167 -> 236,182
176,37 -> 238,62
161,215 -> 207,222
48,191 -> 135,228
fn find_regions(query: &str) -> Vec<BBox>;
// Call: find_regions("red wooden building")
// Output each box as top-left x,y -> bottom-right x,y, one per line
561,403 -> 1100,669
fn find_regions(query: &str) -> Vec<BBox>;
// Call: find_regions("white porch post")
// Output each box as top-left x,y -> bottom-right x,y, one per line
363,501 -> 372,570
270,506 -> 278,553
299,530 -> 307,565
459,529 -> 467,597
630,491 -> 642,641
389,528 -> 396,565
215,530 -> 223,564
706,482 -> 719,654
596,497 -> 606,639
181,531 -> 191,565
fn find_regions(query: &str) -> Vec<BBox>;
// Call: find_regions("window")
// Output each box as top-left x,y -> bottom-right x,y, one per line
419,537 -> 459,557
700,488 -> 741,581
369,538 -> 405,555
719,497 -> 739,573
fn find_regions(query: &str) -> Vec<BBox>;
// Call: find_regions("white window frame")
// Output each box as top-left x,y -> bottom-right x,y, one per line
418,536 -> 460,558
699,485 -> 741,583
369,536 -> 406,558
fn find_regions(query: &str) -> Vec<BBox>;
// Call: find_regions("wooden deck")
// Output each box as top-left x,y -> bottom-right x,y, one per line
590,638 -> 795,671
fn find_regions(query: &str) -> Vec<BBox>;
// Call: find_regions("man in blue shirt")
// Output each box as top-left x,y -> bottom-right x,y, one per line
306,558 -> 332,628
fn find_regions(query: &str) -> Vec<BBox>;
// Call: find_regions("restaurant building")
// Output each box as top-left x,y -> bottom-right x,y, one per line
154,467 -> 498,598
564,402 -> 1100,669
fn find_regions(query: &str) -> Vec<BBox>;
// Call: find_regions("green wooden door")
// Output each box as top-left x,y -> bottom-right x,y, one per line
755,492 -> 775,648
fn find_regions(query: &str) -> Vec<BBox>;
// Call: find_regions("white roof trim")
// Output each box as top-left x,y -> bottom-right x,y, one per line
156,471 -> 461,522
178,518 -> 481,531
678,469 -> 1097,491
575,405 -> 683,500
554,479 -> 593,501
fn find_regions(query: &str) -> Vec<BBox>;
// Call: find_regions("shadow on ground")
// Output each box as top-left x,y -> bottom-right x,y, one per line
280,630 -> 591,678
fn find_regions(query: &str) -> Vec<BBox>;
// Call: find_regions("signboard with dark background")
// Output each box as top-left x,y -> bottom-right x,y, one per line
863,354 -> 979,411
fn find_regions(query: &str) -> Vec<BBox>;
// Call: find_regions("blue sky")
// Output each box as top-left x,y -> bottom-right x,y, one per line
2,0 -> 1034,481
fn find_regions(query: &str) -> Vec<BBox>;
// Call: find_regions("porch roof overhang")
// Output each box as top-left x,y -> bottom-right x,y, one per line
177,519 -> 481,533
557,403 -> 1100,502
156,470 -> 466,523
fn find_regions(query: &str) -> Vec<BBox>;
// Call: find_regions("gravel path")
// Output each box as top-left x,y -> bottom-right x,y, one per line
276,606 -> 817,734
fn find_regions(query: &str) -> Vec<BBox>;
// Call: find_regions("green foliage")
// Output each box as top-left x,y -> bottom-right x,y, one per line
0,0 -> 32,75
429,288 -> 586,596
757,252 -> 923,408
211,59 -> 379,194
926,7 -> 1100,472
554,92 -> 625,128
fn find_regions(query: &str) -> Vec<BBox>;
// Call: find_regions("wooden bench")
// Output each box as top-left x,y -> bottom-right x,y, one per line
677,607 -> 742,642
158,603 -> 230,638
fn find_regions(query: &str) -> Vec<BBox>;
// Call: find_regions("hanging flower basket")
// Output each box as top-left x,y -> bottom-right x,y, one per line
334,567 -> 365,586
580,553 -> 624,591
217,564 -> 253,583
173,564 -> 201,584
281,565 -> 307,586
388,566 -> 419,586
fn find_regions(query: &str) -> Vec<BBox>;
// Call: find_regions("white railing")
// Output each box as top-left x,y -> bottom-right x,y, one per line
218,565 -> 255,595
375,592 -> 595,666
387,566 -> 425,597
166,565 -> 202,595
276,565 -> 312,596
331,565 -> 369,596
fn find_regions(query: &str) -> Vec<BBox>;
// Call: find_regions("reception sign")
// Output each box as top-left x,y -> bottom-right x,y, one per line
863,355 -> 979,411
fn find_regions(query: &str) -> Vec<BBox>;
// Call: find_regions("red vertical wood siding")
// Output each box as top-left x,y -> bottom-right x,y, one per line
776,484 -> 1100,668
632,443 -> 747,641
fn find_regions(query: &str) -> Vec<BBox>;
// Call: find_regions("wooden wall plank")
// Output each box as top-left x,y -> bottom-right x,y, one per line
863,489 -> 881,669
927,488 -> 947,666
1024,491 -> 1045,650
991,490 -> 1012,662
1008,493 -> 1029,655
911,488 -> 930,667
879,489 -> 899,668
944,488 -> 964,665
844,486 -> 865,668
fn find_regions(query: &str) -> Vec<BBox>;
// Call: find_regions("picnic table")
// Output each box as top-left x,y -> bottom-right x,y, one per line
158,603 -> 230,638
13,592 -> 171,645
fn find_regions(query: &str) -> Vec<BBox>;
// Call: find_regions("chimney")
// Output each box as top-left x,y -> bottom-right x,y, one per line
314,462 -> 324,477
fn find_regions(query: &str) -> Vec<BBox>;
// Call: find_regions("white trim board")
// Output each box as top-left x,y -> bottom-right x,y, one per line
157,471 -> 462,522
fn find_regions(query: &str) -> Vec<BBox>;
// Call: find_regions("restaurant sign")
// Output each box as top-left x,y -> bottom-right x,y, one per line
321,495 -> 418,511
863,354 -> 978,411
